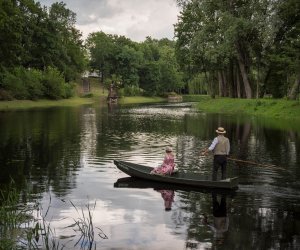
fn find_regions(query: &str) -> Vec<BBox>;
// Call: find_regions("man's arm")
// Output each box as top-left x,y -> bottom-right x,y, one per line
201,137 -> 218,155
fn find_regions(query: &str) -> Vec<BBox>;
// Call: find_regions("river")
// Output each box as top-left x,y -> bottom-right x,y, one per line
0,102 -> 299,249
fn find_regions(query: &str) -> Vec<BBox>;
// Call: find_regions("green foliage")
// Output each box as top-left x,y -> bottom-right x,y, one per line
139,62 -> 160,95
24,69 -> 44,100
0,66 -> 75,100
42,67 -> 66,99
0,0 -> 23,69
64,82 -> 76,98
123,85 -> 141,96
0,89 -> 13,101
188,74 -> 208,94
174,0 -> 300,99
2,67 -> 29,99
0,0 -> 86,87
86,32 -> 184,97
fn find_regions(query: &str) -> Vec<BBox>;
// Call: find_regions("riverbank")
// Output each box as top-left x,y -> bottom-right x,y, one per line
0,97 -> 96,110
0,96 -> 166,111
0,79 -> 167,111
183,95 -> 300,121
1,88 -> 299,122
118,96 -> 165,104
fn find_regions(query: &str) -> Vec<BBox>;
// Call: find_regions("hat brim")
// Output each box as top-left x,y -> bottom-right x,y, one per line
216,130 -> 226,134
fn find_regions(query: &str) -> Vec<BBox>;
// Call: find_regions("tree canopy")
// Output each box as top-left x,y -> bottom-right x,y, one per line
86,32 -> 184,96
0,0 -> 86,100
174,0 -> 300,99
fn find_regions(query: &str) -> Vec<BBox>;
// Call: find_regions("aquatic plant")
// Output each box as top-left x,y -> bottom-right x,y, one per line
0,183 -> 108,249
69,200 -> 108,250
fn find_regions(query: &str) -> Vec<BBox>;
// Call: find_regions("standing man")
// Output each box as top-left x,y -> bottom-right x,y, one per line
202,127 -> 230,180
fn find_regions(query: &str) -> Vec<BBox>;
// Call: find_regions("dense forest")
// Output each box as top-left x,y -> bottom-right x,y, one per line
175,0 -> 300,99
0,0 -> 87,100
0,0 -> 299,100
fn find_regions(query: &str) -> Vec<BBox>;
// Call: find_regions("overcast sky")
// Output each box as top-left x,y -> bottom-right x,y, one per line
38,0 -> 180,42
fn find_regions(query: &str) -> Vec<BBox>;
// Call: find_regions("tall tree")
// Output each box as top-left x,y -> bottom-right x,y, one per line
0,0 -> 23,70
86,31 -> 115,84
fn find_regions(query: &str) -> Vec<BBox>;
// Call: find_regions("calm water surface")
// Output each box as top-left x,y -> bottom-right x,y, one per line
0,102 -> 299,249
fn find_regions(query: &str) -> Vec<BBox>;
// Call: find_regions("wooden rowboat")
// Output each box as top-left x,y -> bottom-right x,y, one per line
114,160 -> 239,190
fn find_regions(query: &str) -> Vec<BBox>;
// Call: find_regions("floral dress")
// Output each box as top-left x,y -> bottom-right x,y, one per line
151,153 -> 175,175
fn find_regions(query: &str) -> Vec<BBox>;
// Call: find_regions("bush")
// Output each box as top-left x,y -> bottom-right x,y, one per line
0,89 -> 13,100
0,66 -> 75,100
42,67 -> 66,99
2,68 -> 29,99
123,85 -> 141,96
64,82 -> 76,98
23,69 -> 43,100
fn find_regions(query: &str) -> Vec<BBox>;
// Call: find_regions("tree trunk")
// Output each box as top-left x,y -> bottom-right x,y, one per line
218,71 -> 223,97
236,43 -> 252,99
287,75 -> 300,100
222,70 -> 227,97
236,68 -> 241,98
228,62 -> 234,97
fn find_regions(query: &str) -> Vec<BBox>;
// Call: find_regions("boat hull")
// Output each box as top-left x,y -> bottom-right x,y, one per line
114,160 -> 238,190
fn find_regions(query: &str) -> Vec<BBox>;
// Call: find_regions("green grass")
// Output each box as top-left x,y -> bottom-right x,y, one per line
118,96 -> 166,104
0,97 -> 96,110
183,95 -> 300,121
0,78 -> 107,111
0,79 -> 167,110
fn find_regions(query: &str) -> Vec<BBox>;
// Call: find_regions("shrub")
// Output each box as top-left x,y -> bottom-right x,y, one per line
42,67 -> 66,99
0,67 -> 75,100
0,89 -> 13,100
64,82 -> 76,98
2,67 -> 29,99
23,69 -> 43,100
124,85 -> 141,96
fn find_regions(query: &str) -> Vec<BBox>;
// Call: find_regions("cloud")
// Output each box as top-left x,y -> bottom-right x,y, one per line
38,0 -> 179,41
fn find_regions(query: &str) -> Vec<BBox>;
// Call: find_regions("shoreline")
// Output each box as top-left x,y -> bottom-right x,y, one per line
183,95 -> 300,121
0,96 -> 166,111
1,94 -> 299,123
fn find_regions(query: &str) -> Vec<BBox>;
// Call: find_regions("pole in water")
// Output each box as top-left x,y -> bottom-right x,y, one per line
227,157 -> 283,169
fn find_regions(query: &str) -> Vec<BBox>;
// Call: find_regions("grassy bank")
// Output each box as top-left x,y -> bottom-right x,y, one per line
0,78 -> 105,111
0,79 -> 167,111
0,94 -> 165,111
0,97 -> 97,110
118,96 -> 165,104
183,95 -> 300,121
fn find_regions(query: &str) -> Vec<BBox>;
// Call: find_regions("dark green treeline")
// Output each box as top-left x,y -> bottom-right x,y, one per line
175,0 -> 300,99
1,0 -> 299,100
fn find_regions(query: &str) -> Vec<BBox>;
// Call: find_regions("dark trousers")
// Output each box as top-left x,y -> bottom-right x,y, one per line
213,155 -> 227,181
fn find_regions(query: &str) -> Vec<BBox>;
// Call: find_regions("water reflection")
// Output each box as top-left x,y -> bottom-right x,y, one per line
156,190 -> 175,211
0,103 -> 300,249
202,193 -> 229,245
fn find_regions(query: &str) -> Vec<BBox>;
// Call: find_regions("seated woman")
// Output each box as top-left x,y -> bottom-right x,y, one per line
150,146 -> 175,175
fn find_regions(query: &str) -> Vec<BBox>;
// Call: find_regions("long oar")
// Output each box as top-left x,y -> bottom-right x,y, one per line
227,156 -> 284,170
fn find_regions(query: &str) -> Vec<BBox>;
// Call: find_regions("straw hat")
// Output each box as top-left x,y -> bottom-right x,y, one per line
165,146 -> 173,152
216,127 -> 226,134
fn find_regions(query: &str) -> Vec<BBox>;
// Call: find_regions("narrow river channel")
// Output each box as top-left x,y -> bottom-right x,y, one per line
0,102 -> 299,249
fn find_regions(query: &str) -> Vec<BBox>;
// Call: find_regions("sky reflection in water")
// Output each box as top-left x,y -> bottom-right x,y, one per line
0,103 -> 299,249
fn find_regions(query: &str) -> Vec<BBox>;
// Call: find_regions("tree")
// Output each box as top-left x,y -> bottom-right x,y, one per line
0,0 -> 23,70
86,31 -> 115,84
